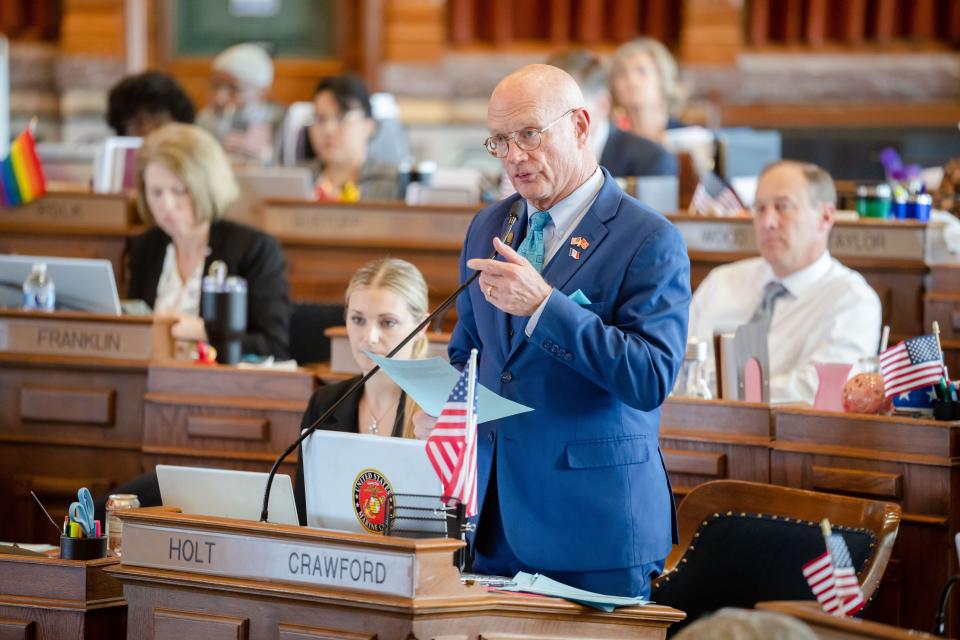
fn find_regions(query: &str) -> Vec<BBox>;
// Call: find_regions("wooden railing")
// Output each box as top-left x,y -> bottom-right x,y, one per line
0,0 -> 60,41
448,0 -> 682,48
748,0 -> 960,48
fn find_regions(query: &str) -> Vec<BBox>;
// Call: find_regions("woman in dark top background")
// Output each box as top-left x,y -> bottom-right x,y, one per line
295,257 -> 429,525
127,122 -> 291,359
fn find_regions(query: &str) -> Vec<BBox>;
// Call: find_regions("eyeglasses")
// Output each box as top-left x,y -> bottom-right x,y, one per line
483,108 -> 579,158
310,109 -> 365,130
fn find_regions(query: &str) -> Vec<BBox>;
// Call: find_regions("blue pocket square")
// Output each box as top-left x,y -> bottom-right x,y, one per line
569,289 -> 592,305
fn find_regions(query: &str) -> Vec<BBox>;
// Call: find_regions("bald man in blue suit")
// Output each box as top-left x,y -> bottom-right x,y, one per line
432,64 -> 690,598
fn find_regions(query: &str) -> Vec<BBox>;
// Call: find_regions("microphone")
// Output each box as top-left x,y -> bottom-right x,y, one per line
259,198 -> 524,522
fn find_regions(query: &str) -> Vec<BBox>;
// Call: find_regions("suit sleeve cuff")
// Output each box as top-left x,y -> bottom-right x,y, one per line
524,289 -> 555,337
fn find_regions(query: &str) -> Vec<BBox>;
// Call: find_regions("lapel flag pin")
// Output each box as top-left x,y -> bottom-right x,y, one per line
571,236 -> 589,250
569,248 -> 580,260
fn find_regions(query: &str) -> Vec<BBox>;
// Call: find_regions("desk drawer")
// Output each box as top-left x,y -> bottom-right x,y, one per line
0,365 -> 145,444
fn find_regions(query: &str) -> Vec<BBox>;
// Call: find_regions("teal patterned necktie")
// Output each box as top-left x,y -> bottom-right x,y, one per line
517,211 -> 552,272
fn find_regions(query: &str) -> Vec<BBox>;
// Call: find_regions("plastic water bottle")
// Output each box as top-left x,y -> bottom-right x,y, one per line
22,263 -> 56,311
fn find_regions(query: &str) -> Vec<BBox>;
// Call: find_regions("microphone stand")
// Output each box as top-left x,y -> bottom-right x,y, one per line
259,202 -> 522,522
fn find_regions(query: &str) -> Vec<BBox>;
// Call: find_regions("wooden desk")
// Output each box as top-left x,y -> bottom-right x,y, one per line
108,508 -> 684,639
0,192 -> 139,289
259,199 -> 473,308
0,311 -> 174,546
0,554 -> 126,639
658,398 -> 960,634
142,362 -> 315,475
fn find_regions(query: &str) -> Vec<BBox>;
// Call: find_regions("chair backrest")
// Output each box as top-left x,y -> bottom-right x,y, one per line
652,480 -> 900,632
288,302 -> 345,365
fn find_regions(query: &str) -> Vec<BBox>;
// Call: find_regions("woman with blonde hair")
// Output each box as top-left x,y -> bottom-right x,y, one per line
609,37 -> 684,144
127,122 -> 291,358
294,257 -> 429,525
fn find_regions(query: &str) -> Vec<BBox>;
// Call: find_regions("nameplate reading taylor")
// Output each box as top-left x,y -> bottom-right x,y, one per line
121,522 -> 416,598
0,318 -> 153,359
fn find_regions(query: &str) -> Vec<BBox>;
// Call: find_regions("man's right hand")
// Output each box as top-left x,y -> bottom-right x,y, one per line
412,410 -> 438,440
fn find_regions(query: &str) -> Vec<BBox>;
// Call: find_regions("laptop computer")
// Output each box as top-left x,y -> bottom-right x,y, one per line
156,465 -> 300,526
300,430 -> 444,535
0,254 -> 122,314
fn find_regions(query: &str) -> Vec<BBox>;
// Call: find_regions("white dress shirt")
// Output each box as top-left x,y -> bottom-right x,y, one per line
154,243 -> 203,317
524,167 -> 604,334
687,251 -> 882,404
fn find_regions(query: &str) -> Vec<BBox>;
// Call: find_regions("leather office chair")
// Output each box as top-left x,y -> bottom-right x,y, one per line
651,480 -> 900,635
288,303 -> 345,366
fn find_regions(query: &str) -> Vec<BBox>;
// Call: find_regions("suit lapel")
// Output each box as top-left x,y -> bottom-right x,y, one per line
499,201 -> 528,359
503,170 -> 622,363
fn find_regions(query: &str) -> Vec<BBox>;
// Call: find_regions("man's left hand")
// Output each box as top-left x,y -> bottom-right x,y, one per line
468,237 -> 552,316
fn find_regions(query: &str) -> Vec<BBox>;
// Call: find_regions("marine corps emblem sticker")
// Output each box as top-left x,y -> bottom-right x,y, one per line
353,468 -> 395,534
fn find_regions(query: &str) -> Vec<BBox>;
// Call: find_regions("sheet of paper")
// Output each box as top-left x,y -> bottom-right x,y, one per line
499,571 -> 649,611
367,354 -> 533,424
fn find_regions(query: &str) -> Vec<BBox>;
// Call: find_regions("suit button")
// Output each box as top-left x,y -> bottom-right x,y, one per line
487,432 -> 495,443
500,371 -> 513,383
508,328 -> 515,337
564,353 -> 573,362
543,340 -> 553,348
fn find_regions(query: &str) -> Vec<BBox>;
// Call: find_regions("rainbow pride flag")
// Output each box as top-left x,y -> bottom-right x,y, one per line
0,128 -> 46,207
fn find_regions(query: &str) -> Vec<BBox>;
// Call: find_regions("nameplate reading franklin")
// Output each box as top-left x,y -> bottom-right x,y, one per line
121,522 -> 416,597
0,318 -> 152,359
262,203 -> 473,245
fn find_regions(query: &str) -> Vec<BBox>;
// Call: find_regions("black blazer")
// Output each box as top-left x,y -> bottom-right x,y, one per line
126,219 -> 291,359
600,125 -> 678,178
293,377 -> 406,525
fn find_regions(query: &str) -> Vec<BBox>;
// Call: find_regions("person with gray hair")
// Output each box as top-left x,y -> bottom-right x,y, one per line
196,43 -> 284,164
687,159 -> 881,404
546,48 -> 677,178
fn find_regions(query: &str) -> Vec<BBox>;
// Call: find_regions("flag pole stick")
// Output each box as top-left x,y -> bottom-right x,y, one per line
27,116 -> 37,137
878,325 -> 890,355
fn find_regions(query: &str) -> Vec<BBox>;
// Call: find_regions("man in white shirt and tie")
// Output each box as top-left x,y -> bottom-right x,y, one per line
687,160 -> 882,404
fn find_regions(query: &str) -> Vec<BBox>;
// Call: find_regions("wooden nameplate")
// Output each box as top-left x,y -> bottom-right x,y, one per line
0,192 -> 135,231
0,310 -> 174,361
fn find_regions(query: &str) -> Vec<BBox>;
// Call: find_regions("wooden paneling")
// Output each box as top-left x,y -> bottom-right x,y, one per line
154,609 -> 249,640
19,385 -> 115,425
810,465 -> 903,500
186,416 -> 268,442
60,0 -> 124,56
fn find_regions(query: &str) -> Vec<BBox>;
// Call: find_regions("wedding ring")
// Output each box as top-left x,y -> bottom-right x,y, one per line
486,285 -> 494,297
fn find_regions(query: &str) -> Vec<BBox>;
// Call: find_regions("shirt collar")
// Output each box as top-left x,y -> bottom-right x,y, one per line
769,251 -> 833,297
525,166 -> 604,232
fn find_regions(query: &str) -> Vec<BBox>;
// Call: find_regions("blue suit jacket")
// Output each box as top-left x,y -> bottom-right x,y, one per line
449,168 -> 690,572
600,126 -> 678,178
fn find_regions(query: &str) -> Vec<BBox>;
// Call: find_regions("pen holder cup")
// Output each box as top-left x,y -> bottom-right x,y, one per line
60,535 -> 107,560
931,400 -> 960,422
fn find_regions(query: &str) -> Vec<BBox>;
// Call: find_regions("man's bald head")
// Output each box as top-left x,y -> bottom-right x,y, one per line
489,64 -> 585,122
487,64 -> 597,211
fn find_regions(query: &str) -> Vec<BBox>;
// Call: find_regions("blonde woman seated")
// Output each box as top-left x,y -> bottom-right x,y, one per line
609,37 -> 685,144
127,123 -> 291,359
295,258 -> 428,525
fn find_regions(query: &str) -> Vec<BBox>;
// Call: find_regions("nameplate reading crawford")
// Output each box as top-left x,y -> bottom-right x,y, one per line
121,522 -> 416,597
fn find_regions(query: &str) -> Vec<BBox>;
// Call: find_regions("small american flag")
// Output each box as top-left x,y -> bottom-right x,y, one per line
689,171 -> 744,216
803,529 -> 866,616
425,351 -> 479,516
879,334 -> 945,398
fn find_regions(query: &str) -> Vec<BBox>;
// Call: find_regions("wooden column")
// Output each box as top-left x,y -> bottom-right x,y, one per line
908,0 -> 936,41
873,0 -> 897,45
643,0 -> 670,43
608,0 -> 639,43
749,0 -> 769,46
679,0 -> 744,64
449,0 -> 475,44
805,0 -> 828,49
549,0 -> 571,45
60,0 -> 125,56
573,0 -> 604,45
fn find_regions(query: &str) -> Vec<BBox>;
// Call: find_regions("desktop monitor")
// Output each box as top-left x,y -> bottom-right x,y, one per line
0,254 -> 122,315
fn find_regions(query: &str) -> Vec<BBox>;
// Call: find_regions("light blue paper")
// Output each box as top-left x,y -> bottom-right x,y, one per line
367,354 -> 533,423
569,289 -> 592,305
500,571 -> 649,611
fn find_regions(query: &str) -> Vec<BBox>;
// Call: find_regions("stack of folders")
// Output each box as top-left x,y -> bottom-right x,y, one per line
93,136 -> 142,194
